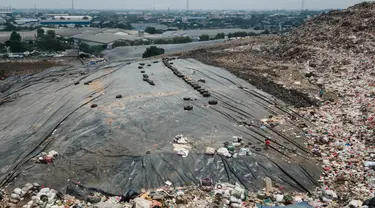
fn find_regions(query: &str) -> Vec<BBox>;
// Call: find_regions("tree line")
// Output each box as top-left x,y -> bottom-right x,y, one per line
5,29 -> 74,53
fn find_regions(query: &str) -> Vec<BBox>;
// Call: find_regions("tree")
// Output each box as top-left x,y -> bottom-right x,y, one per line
79,42 -> 105,55
171,36 -> 192,44
115,22 -> 132,30
9,32 -> 26,52
214,33 -> 225,39
79,42 -> 90,53
142,46 -> 165,58
145,26 -> 157,34
37,38 -> 67,51
46,30 -> 56,38
37,28 -> 44,38
261,30 -> 270,35
67,38 -> 75,45
10,31 -> 21,42
199,34 -> 210,41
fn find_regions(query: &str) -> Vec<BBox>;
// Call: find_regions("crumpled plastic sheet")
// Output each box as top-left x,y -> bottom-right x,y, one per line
0,59 -> 321,195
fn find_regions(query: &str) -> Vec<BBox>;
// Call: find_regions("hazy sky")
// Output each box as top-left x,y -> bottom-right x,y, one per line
1,0 -> 368,10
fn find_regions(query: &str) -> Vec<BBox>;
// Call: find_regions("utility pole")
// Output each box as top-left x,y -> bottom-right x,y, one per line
34,4 -> 36,17
72,0 -> 74,14
186,0 -> 189,12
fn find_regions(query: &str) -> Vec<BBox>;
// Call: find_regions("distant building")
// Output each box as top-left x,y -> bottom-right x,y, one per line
40,16 -> 92,25
182,16 -> 206,23
0,6 -> 13,15
15,18 -> 38,25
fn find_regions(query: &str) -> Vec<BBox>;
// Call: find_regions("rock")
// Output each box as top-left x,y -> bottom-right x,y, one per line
0,192 -> 3,201
10,193 -> 21,201
13,188 -> 23,195
133,198 -> 151,208
349,200 -> 362,208
94,202 -> 122,208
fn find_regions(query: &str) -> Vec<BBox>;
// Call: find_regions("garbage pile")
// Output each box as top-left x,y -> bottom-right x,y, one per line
1,179 -> 326,208
297,51 -> 375,206
35,150 -> 59,164
275,2 -> 375,60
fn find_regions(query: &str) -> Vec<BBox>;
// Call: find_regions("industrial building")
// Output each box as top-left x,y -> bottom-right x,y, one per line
15,18 -> 38,25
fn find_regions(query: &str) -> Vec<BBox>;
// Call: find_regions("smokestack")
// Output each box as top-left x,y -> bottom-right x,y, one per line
186,0 -> 189,12
72,0 -> 74,14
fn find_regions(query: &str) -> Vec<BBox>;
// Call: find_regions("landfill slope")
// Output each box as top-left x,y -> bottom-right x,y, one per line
0,58 -> 320,195
103,40 -> 224,62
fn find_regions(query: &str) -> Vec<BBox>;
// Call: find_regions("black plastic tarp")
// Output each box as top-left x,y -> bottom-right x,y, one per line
0,59 -> 321,196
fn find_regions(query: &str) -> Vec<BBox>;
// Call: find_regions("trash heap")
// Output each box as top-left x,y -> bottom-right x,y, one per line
297,51 -> 375,207
2,179 -> 322,208
268,2 -> 375,207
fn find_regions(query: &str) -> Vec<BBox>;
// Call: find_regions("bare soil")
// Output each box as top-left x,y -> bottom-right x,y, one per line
177,36 -> 320,108
0,57 -> 81,78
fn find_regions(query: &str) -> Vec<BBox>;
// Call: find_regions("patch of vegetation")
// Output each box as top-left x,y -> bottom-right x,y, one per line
142,46 -> 165,58
199,34 -> 210,41
145,26 -> 163,34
